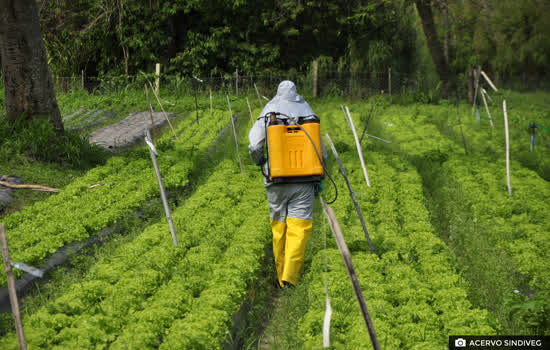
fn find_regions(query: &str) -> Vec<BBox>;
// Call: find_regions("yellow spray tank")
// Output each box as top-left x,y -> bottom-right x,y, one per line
266,113 -> 324,183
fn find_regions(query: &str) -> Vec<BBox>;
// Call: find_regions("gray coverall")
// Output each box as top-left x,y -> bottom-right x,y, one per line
248,80 -> 326,287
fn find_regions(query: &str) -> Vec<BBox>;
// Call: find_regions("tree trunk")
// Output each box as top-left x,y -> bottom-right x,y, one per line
414,0 -> 455,96
0,0 -> 64,134
442,0 -> 449,66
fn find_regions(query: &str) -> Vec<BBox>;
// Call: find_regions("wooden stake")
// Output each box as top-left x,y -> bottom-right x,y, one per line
503,100 -> 512,196
226,95 -> 244,176
480,88 -> 494,128
471,66 -> 481,116
481,70 -> 498,92
147,81 -> 177,139
81,70 -> 84,90
155,63 -> 161,95
320,200 -> 381,350
246,97 -> 254,125
313,59 -> 319,98
0,224 -> 27,350
343,106 -> 371,187
254,83 -> 263,108
145,84 -> 157,143
325,134 -> 375,253
144,134 -> 178,246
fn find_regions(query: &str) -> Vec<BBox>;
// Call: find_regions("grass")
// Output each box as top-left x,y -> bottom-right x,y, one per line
0,160 -> 84,217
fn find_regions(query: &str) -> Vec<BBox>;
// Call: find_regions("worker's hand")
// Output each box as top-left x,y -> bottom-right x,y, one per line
314,182 -> 323,197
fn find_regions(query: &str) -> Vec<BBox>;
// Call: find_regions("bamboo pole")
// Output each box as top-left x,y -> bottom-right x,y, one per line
147,81 -> 177,139
480,88 -> 494,128
144,134 -> 178,246
325,134 -> 375,253
145,85 -> 157,143
481,70 -> 498,92
471,66 -> 481,116
0,224 -> 27,350
343,106 -> 371,187
246,97 -> 255,125
155,63 -> 160,95
313,59 -> 319,98
503,100 -> 512,196
254,83 -> 263,108
320,200 -> 381,350
226,96 -> 244,176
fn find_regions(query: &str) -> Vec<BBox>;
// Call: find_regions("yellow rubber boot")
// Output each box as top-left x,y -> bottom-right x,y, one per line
270,219 -> 287,288
282,217 -> 312,286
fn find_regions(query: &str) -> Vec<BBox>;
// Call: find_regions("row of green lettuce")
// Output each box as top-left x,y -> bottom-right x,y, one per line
433,156 -> 550,333
294,107 -> 494,348
0,109 -> 232,287
350,99 -> 550,333
0,157 -> 271,349
374,101 -> 550,333
396,91 -> 550,181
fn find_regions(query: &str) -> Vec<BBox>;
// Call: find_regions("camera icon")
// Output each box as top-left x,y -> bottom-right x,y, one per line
455,338 -> 467,348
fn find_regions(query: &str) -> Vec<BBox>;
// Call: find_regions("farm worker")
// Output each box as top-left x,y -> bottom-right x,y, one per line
248,80 -> 326,289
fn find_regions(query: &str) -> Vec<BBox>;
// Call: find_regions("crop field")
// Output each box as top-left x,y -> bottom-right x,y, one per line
0,89 -> 549,349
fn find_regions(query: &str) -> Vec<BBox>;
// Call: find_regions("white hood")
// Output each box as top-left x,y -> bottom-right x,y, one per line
259,80 -> 314,119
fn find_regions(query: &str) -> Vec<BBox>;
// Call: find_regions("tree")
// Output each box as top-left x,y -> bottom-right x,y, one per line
414,0 -> 455,95
0,0 -> 64,134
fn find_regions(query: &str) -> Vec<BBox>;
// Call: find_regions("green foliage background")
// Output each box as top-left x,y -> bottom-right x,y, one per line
37,0 -> 550,88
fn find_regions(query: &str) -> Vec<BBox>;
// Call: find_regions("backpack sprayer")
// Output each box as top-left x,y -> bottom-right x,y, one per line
260,112 -> 338,203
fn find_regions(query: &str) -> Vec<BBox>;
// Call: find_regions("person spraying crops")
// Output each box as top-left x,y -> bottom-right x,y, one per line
248,80 -> 327,289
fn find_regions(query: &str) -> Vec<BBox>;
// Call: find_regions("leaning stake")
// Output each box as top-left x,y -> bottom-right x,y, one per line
471,66 -> 481,117
481,70 -> 498,92
0,224 -> 27,350
344,106 -> 371,187
144,132 -> 178,246
226,95 -> 244,176
148,81 -> 177,139
503,100 -> 512,196
320,199 -> 381,350
145,85 -> 158,143
326,134 -> 375,253
480,87 -> 494,128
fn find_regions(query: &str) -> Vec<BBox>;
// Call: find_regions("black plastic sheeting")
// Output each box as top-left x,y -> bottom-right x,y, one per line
0,225 -> 117,313
0,115 -> 238,313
